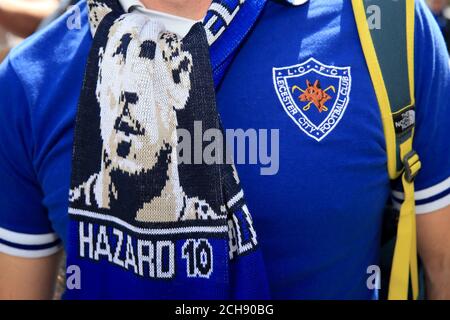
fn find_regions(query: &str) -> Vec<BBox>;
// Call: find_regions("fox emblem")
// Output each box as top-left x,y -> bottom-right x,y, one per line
292,79 -> 336,113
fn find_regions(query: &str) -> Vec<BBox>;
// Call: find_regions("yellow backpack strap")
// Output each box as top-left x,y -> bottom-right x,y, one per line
351,0 -> 420,299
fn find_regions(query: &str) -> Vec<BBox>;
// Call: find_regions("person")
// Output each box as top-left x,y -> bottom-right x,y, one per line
427,0 -> 450,52
0,0 -> 449,300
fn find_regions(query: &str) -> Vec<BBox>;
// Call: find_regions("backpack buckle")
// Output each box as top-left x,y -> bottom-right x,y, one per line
403,150 -> 421,183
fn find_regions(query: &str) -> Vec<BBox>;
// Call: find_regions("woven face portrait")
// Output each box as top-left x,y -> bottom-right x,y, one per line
96,17 -> 192,176
69,14 -> 224,224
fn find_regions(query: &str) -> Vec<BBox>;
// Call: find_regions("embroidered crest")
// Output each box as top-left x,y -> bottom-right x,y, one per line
273,58 -> 352,141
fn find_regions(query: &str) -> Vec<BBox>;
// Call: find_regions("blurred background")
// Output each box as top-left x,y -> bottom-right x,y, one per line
428,0 -> 450,52
0,0 -> 450,64
0,0 -> 78,61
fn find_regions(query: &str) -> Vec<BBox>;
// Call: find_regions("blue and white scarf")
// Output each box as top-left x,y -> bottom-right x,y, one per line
65,0 -> 270,299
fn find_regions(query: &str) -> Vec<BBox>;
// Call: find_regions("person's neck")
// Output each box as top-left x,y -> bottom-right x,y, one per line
140,0 -> 211,20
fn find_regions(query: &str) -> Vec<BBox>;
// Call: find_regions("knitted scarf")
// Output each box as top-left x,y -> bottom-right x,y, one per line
65,0 -> 269,299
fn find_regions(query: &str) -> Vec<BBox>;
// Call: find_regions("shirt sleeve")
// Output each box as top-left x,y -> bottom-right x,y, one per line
391,0 -> 450,215
0,58 -> 61,257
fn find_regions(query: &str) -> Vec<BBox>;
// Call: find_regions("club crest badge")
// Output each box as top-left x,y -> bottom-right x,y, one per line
273,58 -> 352,142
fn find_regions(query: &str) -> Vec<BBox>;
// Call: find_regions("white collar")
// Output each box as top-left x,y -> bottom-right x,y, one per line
118,0 -> 198,23
287,0 -> 309,5
118,0 -> 198,37
117,0 -> 310,36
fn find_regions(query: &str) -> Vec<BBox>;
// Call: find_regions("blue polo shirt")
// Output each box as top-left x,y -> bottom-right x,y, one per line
1,0 -> 449,299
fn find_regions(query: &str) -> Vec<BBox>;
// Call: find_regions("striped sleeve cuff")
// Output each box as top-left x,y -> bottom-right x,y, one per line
0,227 -> 62,258
392,176 -> 450,214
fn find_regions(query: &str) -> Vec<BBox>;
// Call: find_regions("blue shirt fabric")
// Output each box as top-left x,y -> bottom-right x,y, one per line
0,0 -> 449,299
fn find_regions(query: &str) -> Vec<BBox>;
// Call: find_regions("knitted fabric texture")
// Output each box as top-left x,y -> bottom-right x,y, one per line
64,0 -> 270,299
